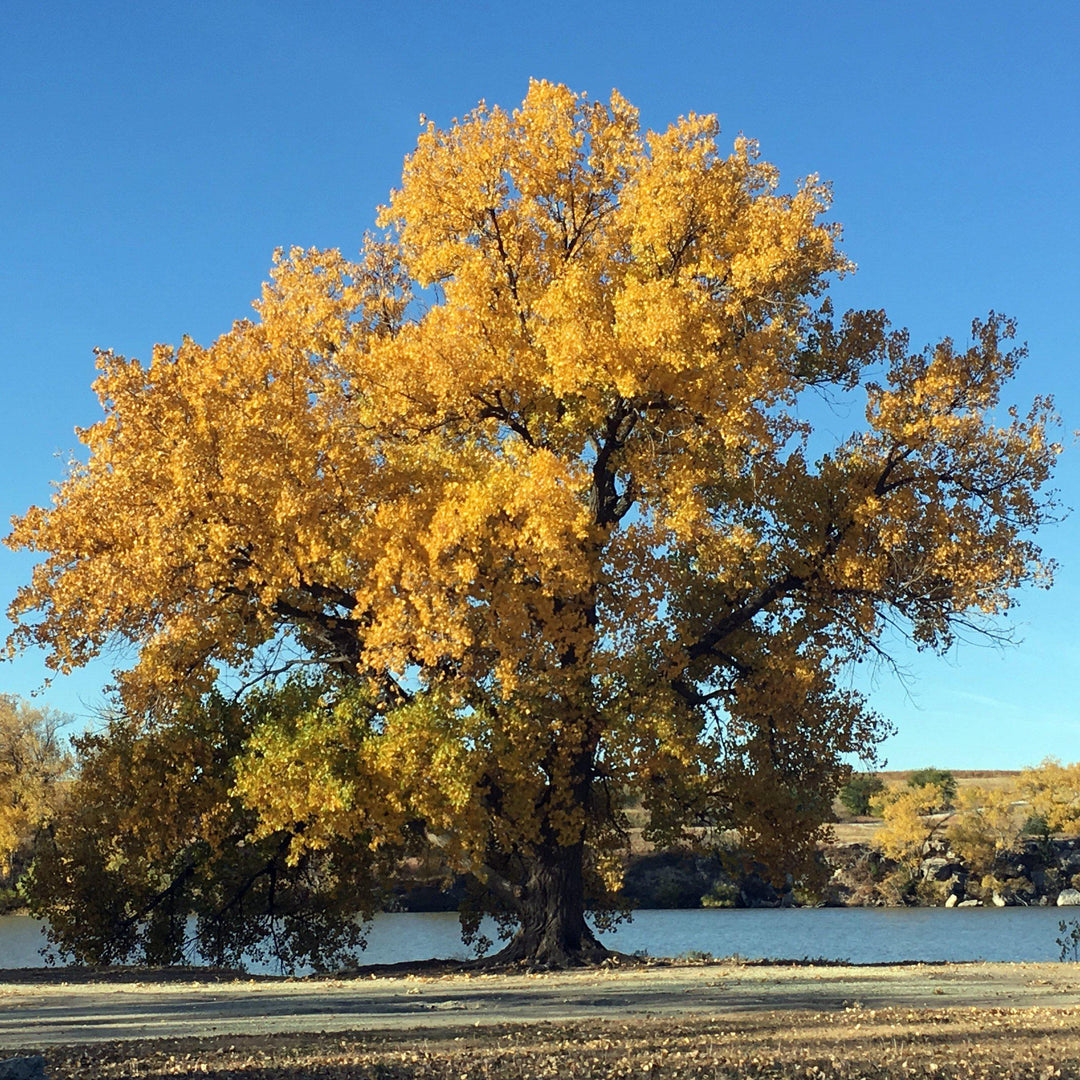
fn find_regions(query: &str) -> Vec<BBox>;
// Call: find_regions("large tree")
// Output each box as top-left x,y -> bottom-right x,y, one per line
7,82 -> 1057,965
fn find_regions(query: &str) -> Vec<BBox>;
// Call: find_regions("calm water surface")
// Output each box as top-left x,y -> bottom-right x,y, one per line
1,907 -> 1076,972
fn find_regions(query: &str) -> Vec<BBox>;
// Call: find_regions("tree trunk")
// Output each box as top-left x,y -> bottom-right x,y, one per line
491,839 -> 609,967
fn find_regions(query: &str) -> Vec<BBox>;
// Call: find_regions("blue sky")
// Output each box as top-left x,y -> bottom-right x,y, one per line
1,1 -> 1078,769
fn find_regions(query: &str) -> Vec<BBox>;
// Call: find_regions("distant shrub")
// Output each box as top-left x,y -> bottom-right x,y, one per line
792,885 -> 825,908
907,768 -> 957,808
677,950 -> 714,962
839,773 -> 886,816
701,881 -> 739,908
914,877 -> 950,906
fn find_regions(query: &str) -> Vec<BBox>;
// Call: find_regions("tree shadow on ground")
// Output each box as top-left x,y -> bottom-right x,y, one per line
22,1013 -> 1080,1080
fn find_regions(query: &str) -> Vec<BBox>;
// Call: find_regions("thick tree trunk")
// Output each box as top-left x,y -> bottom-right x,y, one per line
491,840 -> 609,967
484,684 -> 608,967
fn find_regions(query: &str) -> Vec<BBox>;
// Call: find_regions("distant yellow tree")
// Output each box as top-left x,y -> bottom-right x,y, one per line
7,82 -> 1059,964
947,783 -> 1024,878
871,783 -> 953,869
0,695 -> 71,880
1019,759 -> 1080,835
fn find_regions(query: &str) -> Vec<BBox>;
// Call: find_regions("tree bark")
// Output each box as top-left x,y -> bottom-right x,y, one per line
490,839 -> 609,967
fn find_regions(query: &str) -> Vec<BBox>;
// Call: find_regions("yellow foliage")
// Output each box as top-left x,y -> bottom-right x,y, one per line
24,683 -> 386,968
0,696 -> 71,876
1018,758 -> 1080,834
4,83 -> 1060,941
871,783 -> 953,868
947,784 -> 1025,877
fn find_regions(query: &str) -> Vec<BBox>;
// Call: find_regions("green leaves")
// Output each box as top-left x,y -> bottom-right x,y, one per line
26,681 -> 385,971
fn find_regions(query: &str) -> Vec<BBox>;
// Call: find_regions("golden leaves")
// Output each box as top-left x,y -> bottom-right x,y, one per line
3,83 -> 1060,899
872,783 -> 954,867
0,696 -> 71,875
1019,758 -> 1080,835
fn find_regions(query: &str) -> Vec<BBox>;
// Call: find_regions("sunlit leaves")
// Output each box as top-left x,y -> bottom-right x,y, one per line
871,783 -> 953,868
25,681 -> 385,969
0,696 -> 71,877
5,81 -> 1059,936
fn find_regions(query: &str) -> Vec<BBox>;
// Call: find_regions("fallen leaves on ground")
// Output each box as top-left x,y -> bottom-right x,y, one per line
20,1005 -> 1080,1079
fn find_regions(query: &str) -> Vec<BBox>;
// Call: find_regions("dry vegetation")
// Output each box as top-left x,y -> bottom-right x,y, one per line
24,1007 -> 1080,1079
876,771 -> 1023,791
830,770 -> 1023,843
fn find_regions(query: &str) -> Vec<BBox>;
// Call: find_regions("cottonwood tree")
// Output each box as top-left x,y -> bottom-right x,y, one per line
1019,759 -> 1080,835
0,695 -> 71,890
871,782 -> 955,869
7,82 -> 1058,965
936,762 -> 1079,888
25,682 -> 386,969
947,782 -> 1025,879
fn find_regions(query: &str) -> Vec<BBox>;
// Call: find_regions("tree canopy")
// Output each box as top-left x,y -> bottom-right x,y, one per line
6,81 -> 1058,965
838,772 -> 885,817
0,695 -> 71,893
23,681 -> 383,969
906,767 -> 957,808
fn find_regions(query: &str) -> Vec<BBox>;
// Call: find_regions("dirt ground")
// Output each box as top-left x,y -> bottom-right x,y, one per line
18,1007 -> 1080,1080
3,961 -> 1080,1077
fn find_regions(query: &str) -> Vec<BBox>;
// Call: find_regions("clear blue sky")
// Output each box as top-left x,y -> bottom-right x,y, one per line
2,1 -> 1077,769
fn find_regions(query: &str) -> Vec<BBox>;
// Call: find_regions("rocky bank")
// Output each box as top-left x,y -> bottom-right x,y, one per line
607,835 -> 1080,910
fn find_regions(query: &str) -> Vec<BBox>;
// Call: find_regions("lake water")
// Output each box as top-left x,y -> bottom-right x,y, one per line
2,906 -> 1077,973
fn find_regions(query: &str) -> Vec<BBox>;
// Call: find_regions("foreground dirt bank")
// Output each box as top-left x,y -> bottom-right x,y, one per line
2,961 -> 1080,1050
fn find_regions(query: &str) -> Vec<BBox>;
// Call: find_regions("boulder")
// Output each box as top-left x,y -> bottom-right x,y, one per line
1004,876 -> 1038,905
957,899 -> 981,907
622,851 -> 724,908
1056,888 -> 1080,907
921,857 -> 963,882
0,1056 -> 46,1080
992,891 -> 1008,907
945,893 -> 959,908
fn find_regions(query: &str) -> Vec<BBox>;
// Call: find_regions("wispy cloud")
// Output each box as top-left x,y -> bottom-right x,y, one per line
947,690 -> 1013,710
